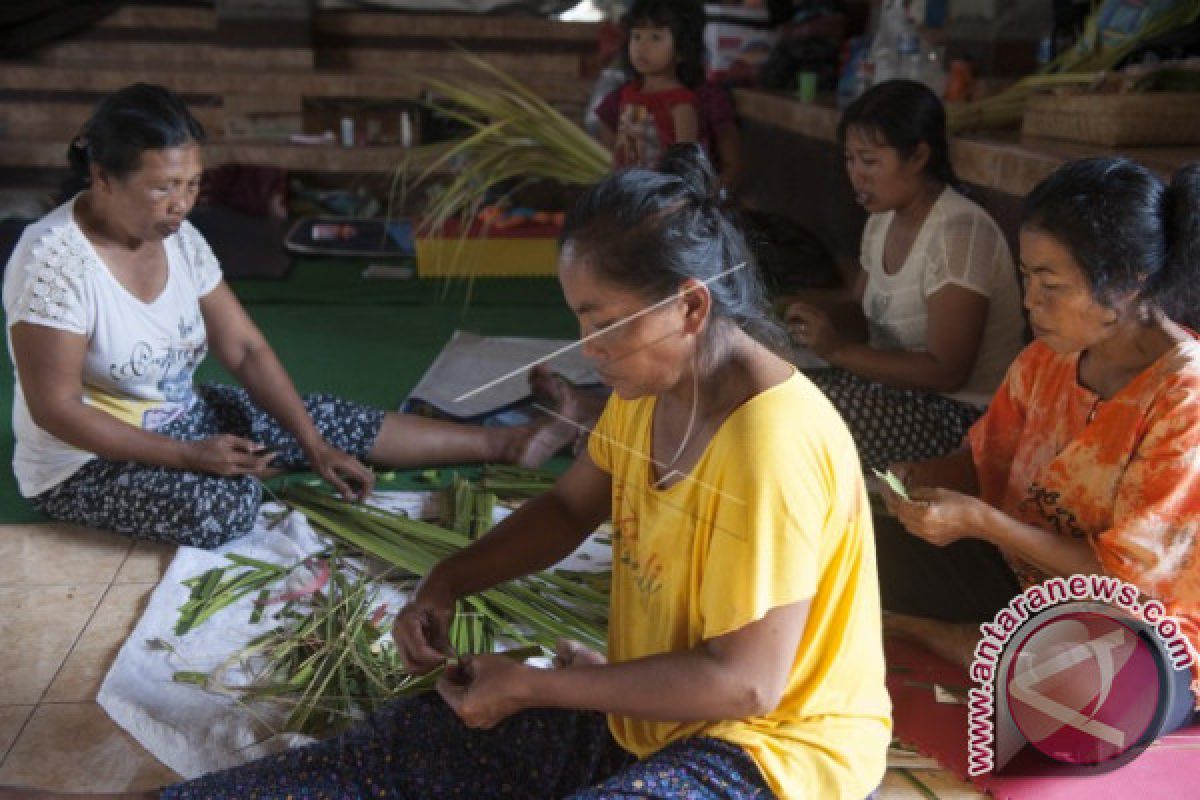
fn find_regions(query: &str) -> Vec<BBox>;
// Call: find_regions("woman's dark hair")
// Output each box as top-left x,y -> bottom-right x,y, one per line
1021,157 -> 1200,325
837,79 -> 959,188
560,143 -> 790,356
67,83 -> 206,183
621,0 -> 707,89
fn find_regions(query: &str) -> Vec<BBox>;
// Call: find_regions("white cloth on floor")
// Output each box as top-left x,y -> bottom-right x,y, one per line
97,500 -> 396,779
98,491 -> 610,780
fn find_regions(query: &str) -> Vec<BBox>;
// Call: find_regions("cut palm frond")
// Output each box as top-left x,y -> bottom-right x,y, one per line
394,49 -> 611,282
948,0 -> 1200,132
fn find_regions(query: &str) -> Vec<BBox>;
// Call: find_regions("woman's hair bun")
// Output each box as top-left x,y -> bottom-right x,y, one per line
66,135 -> 91,178
658,143 -> 720,207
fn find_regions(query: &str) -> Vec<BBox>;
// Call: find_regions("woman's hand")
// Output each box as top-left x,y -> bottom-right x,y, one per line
304,440 -> 374,502
393,588 -> 455,675
885,460 -> 920,492
783,301 -> 843,359
183,435 -> 277,477
436,654 -> 535,729
553,638 -> 607,668
883,484 -> 990,547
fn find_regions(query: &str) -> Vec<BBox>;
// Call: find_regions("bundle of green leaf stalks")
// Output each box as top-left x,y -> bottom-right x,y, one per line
948,1 -> 1200,132
281,483 -> 609,655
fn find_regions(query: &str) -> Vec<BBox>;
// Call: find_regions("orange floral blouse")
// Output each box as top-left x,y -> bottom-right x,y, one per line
968,338 -> 1200,692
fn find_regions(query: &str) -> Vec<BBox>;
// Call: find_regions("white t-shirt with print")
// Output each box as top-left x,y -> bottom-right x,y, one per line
859,187 -> 1024,406
2,196 -> 223,497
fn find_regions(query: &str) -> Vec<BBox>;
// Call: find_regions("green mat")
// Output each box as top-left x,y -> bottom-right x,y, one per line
231,258 -> 571,308
0,263 -> 577,524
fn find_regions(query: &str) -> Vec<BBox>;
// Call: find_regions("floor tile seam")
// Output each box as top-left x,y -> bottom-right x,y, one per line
0,705 -> 34,769
35,581 -> 119,708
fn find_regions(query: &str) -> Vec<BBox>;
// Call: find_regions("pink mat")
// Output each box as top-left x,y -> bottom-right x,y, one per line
885,636 -> 1200,799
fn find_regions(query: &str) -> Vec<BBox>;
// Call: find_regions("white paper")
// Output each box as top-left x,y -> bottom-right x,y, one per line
408,330 -> 600,419
98,507 -> 347,779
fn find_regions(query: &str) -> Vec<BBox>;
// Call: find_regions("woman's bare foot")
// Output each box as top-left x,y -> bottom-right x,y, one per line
481,367 -> 609,468
884,611 -> 981,669
529,366 -> 606,427
504,366 -> 605,467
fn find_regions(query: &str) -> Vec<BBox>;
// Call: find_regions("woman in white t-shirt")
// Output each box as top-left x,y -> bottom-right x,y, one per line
782,80 -> 1025,472
2,84 -> 561,547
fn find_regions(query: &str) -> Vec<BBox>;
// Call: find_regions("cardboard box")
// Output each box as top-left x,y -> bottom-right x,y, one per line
704,4 -> 777,82
415,218 -> 561,277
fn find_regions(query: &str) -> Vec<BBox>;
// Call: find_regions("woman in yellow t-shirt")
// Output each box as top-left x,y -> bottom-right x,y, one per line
59,144 -> 889,800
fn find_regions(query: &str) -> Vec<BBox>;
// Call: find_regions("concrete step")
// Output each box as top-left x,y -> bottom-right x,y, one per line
0,63 -> 593,105
316,48 -> 583,79
0,97 -> 224,141
96,4 -> 216,31
0,137 -> 449,175
31,40 -> 314,70
313,10 -> 597,42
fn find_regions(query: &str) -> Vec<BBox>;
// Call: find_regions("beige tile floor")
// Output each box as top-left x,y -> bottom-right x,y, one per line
0,521 -> 985,798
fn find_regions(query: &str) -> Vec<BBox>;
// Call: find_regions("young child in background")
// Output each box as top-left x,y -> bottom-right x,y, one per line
598,0 -> 706,170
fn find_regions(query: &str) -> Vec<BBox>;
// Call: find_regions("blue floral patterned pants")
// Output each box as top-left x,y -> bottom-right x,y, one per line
160,693 -> 774,799
30,383 -> 385,548
804,367 -> 983,472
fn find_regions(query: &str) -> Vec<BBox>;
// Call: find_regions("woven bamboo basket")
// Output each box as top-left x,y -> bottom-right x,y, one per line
1021,92 -> 1200,147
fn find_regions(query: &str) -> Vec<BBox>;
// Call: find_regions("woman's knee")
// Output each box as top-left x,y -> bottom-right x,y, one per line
149,475 -> 262,547
202,478 -> 261,543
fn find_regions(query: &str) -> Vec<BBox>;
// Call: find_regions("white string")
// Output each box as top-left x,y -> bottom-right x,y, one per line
453,261 -> 748,404
653,347 -> 700,488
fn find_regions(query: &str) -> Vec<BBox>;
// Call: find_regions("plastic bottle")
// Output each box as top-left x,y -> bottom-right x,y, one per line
869,0 -> 907,85
836,36 -> 870,109
399,111 -> 414,148
1036,36 -> 1054,70
897,21 -> 922,82
836,62 -> 859,109
872,41 -> 897,85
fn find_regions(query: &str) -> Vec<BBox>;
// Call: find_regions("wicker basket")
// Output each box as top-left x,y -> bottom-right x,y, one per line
1021,92 -> 1200,147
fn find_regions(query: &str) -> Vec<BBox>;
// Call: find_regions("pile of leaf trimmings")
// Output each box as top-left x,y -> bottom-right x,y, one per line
172,555 -> 428,736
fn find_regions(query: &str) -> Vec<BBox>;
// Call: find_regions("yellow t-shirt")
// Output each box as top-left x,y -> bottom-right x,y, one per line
587,370 -> 891,800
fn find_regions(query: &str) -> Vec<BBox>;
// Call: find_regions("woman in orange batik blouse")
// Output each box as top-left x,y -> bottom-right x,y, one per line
880,157 -> 1200,735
